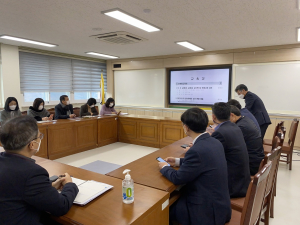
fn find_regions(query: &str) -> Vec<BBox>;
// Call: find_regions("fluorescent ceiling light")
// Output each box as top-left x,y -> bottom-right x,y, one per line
176,41 -> 204,51
0,35 -> 57,47
86,52 -> 119,59
102,8 -> 161,32
298,28 -> 300,42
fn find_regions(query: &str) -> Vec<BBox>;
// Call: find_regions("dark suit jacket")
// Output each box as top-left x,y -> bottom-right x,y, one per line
236,116 -> 265,171
54,103 -> 74,119
79,104 -> 98,117
0,152 -> 78,225
211,121 -> 251,198
240,108 -> 260,135
244,91 -> 271,126
160,133 -> 231,225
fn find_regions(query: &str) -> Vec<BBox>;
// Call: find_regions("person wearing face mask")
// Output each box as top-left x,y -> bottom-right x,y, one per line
54,95 -> 76,119
210,102 -> 250,198
235,84 -> 271,140
0,97 -> 22,125
0,116 -> 79,225
229,105 -> 264,176
27,98 -> 54,121
158,108 -> 231,225
79,98 -> 98,117
100,97 -> 118,116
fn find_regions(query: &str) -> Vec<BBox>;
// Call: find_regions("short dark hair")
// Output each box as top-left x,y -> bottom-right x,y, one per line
230,105 -> 241,116
0,116 -> 38,151
60,95 -> 68,102
33,98 -> 45,110
4,97 -> 20,111
105,98 -> 115,108
211,102 -> 230,122
87,98 -> 97,106
227,99 -> 242,110
235,84 -> 248,92
181,108 -> 208,133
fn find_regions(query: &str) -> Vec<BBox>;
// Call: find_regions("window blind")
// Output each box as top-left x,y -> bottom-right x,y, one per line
72,59 -> 107,92
19,52 -> 106,93
20,52 -> 72,92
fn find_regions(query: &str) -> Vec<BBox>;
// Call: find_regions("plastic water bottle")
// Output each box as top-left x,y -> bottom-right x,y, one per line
122,169 -> 134,204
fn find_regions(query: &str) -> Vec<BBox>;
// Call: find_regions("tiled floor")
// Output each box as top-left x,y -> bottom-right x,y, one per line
55,144 -> 300,225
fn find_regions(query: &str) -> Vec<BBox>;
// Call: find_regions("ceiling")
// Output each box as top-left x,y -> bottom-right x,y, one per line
0,0 -> 299,59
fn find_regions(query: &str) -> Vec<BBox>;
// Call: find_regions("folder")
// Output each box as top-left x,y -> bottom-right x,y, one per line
71,177 -> 113,206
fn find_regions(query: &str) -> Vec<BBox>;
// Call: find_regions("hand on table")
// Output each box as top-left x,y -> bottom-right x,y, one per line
165,157 -> 177,167
42,117 -> 49,121
69,114 -> 76,118
49,114 -> 54,120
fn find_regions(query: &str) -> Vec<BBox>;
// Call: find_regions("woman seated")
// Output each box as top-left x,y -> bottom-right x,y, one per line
27,98 -> 53,121
100,98 -> 118,116
0,97 -> 22,124
80,98 -> 98,117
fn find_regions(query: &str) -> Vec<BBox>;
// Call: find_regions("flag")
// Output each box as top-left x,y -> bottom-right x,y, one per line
100,73 -> 105,104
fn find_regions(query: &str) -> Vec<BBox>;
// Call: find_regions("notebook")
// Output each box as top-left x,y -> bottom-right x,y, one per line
71,177 -> 113,206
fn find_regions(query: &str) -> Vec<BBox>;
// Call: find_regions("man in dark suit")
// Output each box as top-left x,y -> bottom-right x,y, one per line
235,84 -> 271,139
54,95 -> 76,119
0,116 -> 79,225
230,105 -> 265,175
209,102 -> 250,198
227,99 -> 260,135
158,108 -> 231,225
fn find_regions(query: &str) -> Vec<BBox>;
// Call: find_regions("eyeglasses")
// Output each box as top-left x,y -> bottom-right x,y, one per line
33,133 -> 44,141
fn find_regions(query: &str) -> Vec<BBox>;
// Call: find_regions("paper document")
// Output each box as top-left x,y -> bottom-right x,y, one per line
104,113 -> 128,116
72,178 -> 113,206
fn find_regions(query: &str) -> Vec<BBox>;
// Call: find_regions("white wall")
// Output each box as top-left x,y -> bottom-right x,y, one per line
0,44 -> 22,108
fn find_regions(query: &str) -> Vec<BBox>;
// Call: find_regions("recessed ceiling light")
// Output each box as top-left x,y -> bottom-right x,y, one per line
0,35 -> 57,47
102,8 -> 161,32
86,52 -> 119,59
175,41 -> 204,51
298,28 -> 300,42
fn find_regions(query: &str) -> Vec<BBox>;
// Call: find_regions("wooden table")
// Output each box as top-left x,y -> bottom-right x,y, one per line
106,136 -> 193,193
36,116 -> 118,160
36,158 -> 170,225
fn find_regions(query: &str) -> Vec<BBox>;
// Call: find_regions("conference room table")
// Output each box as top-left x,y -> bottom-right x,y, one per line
0,147 -> 170,225
106,136 -> 193,194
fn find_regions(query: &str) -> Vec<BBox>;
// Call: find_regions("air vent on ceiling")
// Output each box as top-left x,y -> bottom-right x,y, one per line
90,31 -> 147,45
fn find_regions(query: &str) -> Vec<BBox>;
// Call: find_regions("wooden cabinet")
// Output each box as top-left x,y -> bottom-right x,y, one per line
98,117 -> 118,147
160,121 -> 184,148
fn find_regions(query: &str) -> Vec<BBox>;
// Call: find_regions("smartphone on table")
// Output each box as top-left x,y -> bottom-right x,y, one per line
181,144 -> 189,148
156,157 -> 170,166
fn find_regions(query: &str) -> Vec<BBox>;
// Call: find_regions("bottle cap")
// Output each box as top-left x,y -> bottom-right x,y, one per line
123,169 -> 131,180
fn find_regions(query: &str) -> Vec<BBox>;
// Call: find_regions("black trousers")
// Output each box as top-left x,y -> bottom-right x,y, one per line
260,123 -> 269,140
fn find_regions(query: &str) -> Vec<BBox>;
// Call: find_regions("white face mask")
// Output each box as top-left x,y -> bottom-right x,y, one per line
38,105 -> 43,110
66,100 -> 70,105
109,103 -> 114,107
90,105 -> 95,108
33,140 -> 41,153
9,105 -> 17,111
238,94 -> 244,99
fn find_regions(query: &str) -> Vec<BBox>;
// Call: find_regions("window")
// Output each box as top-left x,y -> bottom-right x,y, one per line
19,52 -> 106,105
24,92 -> 48,103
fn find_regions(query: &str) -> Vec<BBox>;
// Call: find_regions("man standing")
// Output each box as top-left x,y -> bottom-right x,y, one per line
230,105 -> 265,175
158,108 -> 231,225
235,84 -> 271,139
